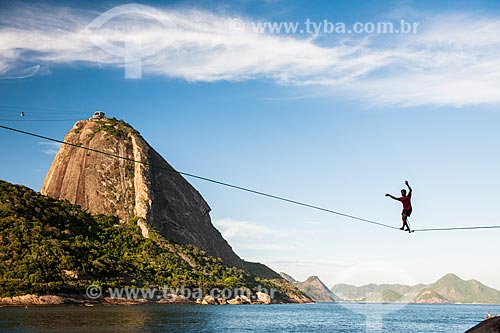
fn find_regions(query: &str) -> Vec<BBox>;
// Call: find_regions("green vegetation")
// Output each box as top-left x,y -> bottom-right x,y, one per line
0,180 -> 296,300
91,118 -> 142,140
381,289 -> 402,302
243,261 -> 282,279
413,290 -> 448,303
430,273 -> 500,304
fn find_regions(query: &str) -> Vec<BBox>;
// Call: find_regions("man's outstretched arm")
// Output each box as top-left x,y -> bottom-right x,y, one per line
405,180 -> 412,195
385,193 -> 399,200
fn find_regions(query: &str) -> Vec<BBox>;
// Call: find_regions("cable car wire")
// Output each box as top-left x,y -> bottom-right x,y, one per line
1,123 -> 499,233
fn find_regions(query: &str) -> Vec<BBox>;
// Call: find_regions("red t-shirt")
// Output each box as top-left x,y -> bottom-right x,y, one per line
398,194 -> 412,210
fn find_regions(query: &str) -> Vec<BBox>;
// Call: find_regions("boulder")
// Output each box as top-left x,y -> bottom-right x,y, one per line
227,298 -> 241,305
158,295 -> 191,304
256,292 -> 272,304
239,295 -> 252,304
203,295 -> 217,305
227,295 -> 251,305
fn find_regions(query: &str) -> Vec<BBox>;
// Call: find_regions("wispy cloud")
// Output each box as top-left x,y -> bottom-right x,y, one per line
354,14 -> 500,107
39,141 -> 61,155
215,218 -> 283,238
0,65 -> 41,79
1,4 -> 500,106
214,218 -> 292,251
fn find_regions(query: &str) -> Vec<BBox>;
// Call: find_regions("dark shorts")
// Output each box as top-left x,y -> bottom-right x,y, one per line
402,209 -> 412,217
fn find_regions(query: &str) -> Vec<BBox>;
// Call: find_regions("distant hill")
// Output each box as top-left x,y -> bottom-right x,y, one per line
331,273 -> 500,304
332,283 -> 412,302
0,180 -> 310,303
428,273 -> 500,304
281,274 -> 338,302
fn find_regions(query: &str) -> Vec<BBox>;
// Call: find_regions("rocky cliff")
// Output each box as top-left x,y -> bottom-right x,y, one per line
41,118 -> 242,268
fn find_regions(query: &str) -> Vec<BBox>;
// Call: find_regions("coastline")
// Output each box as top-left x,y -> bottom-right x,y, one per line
0,294 -> 194,306
2,294 -> 499,307
0,293 -> 285,306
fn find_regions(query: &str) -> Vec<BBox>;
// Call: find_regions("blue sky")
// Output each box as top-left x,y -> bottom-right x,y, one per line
1,0 -> 500,289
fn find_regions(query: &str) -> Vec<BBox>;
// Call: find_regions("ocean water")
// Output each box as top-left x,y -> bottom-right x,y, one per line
1,303 -> 499,333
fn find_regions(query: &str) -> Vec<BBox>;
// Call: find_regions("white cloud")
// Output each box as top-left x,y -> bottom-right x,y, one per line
0,65 -> 41,79
353,14 -> 500,107
1,4 -> 500,106
214,218 -> 284,239
214,218 -> 291,251
39,141 -> 61,155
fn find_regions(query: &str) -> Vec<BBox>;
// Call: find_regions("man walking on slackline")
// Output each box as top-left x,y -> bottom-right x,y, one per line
386,181 -> 413,231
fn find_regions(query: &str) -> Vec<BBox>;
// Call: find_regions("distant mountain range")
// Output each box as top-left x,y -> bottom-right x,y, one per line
283,272 -> 500,304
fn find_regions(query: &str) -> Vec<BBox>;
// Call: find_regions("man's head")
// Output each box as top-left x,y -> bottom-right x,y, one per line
401,189 -> 407,197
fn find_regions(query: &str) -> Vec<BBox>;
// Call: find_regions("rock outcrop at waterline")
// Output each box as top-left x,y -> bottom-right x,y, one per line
41,118 -> 242,268
465,316 -> 500,333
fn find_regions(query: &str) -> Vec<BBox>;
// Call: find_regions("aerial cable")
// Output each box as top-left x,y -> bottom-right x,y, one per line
0,124 -> 399,231
1,123 -> 499,233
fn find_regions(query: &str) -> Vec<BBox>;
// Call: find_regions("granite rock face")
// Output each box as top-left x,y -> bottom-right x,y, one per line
41,118 -> 242,268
